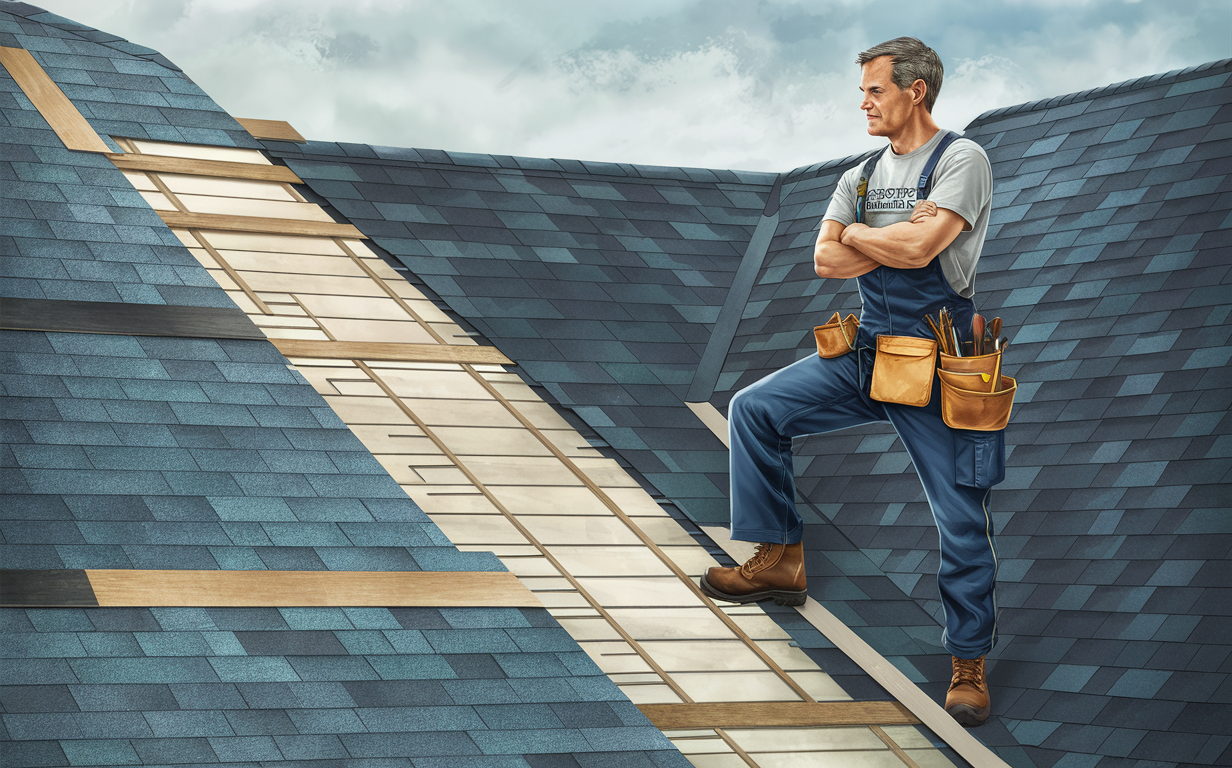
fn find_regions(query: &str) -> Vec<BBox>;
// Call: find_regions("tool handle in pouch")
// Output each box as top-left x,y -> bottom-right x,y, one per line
813,312 -> 859,359
870,335 -> 937,407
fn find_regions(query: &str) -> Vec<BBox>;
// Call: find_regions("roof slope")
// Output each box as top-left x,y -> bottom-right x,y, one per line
0,6 -> 690,765
264,139 -> 776,524
271,59 -> 1232,767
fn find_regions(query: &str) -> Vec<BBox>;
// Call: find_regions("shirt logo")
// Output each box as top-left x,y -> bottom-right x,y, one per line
865,187 -> 917,213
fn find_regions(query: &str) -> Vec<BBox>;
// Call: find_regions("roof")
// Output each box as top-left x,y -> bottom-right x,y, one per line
261,60 -> 1232,767
2,1 -> 1230,766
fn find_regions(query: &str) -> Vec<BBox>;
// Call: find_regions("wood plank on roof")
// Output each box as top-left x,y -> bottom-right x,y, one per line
83,570 -> 540,607
236,117 -> 307,143
271,338 -> 514,365
636,702 -> 919,728
0,46 -> 111,153
157,211 -> 367,239
109,153 -> 304,183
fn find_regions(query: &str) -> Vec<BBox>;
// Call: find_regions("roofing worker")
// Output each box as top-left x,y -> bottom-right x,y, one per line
700,37 -> 999,727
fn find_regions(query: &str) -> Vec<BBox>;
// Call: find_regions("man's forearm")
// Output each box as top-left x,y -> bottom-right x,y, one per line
841,219 -> 945,269
814,237 -> 880,279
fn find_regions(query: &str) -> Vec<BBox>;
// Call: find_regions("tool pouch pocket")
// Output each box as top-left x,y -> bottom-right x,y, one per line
870,335 -> 937,407
814,312 -> 859,359
937,352 -> 1016,431
954,429 -> 1005,489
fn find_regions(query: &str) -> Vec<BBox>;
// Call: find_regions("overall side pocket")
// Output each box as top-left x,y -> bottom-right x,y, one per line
954,429 -> 1006,489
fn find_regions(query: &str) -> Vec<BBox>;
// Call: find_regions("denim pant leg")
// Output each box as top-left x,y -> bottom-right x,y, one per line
884,388 -> 999,658
728,352 -> 884,545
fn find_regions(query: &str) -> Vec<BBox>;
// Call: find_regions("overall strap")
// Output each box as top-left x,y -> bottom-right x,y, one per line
854,148 -> 887,225
917,130 -> 959,200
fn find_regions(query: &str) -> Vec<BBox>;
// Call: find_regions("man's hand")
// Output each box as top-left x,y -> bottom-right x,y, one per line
911,200 -> 937,222
840,222 -> 869,248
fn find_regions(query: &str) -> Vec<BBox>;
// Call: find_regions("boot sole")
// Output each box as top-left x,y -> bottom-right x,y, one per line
945,702 -> 991,728
699,574 -> 807,606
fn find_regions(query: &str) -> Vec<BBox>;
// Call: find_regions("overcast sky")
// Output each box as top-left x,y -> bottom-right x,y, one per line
34,0 -> 1232,172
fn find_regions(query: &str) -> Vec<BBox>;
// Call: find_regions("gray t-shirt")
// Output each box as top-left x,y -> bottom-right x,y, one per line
822,129 -> 993,298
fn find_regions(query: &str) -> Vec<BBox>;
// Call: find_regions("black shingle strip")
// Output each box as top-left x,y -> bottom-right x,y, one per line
0,297 -> 264,339
0,569 -> 97,606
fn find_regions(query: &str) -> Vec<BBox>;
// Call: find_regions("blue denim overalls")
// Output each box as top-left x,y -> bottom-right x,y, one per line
727,132 -> 1002,658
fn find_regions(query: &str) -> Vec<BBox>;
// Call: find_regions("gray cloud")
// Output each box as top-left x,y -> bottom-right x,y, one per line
34,0 -> 1232,171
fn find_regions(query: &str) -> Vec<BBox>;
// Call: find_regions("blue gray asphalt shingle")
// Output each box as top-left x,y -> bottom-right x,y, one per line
265,59 -> 1232,768
0,323 -> 689,763
0,5 -> 693,764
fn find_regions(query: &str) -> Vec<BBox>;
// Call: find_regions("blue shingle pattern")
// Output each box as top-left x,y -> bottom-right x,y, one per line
0,8 -> 255,308
1,606 -> 685,764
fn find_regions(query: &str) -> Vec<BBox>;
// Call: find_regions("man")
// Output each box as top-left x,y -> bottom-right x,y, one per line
700,37 -> 999,727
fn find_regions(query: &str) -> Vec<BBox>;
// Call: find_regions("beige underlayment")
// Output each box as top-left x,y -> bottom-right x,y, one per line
111,138 -> 959,768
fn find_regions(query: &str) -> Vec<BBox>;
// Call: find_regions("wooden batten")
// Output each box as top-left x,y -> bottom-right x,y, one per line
636,702 -> 919,730
236,117 -> 308,143
109,153 -> 304,183
271,339 -> 514,365
156,211 -> 367,239
84,570 -> 540,607
0,46 -> 111,153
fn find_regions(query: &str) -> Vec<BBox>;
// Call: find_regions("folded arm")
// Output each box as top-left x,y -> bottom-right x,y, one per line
838,205 -> 969,270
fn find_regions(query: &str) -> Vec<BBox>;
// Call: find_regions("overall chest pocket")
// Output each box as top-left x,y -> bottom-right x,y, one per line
870,335 -> 937,407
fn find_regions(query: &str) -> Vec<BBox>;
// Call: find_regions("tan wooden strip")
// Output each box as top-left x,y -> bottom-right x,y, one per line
0,47 -> 110,153
334,239 -> 450,345
871,725 -> 924,768
84,570 -> 539,607
637,702 -> 919,730
271,338 -> 513,365
145,172 -> 188,213
187,229 -> 272,315
109,153 -> 304,183
157,211 -> 366,239
236,117 -> 307,143
714,730 -> 758,768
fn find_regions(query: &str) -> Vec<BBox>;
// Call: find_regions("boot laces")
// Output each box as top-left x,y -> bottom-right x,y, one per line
740,543 -> 772,578
951,656 -> 985,690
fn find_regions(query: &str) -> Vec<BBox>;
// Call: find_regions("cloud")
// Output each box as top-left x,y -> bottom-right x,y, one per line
32,0 -> 1232,171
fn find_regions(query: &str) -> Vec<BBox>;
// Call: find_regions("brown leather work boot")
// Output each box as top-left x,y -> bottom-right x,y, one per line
945,655 -> 991,727
700,542 -> 807,606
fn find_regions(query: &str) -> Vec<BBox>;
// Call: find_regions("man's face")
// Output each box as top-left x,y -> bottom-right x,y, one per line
859,56 -> 917,137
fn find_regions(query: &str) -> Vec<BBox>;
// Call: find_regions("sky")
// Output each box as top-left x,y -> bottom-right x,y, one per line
33,0 -> 1232,172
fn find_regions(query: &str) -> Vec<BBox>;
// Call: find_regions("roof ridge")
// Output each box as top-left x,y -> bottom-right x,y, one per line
965,57 -> 1232,130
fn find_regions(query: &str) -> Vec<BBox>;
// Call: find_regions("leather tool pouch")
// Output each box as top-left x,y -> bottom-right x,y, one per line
814,312 -> 859,359
870,335 -> 937,407
938,350 -> 1016,431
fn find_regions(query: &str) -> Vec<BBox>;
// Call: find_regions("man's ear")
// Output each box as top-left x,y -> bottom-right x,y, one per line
911,79 -> 928,107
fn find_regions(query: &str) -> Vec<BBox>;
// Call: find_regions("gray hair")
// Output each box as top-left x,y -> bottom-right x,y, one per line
856,37 -> 943,113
